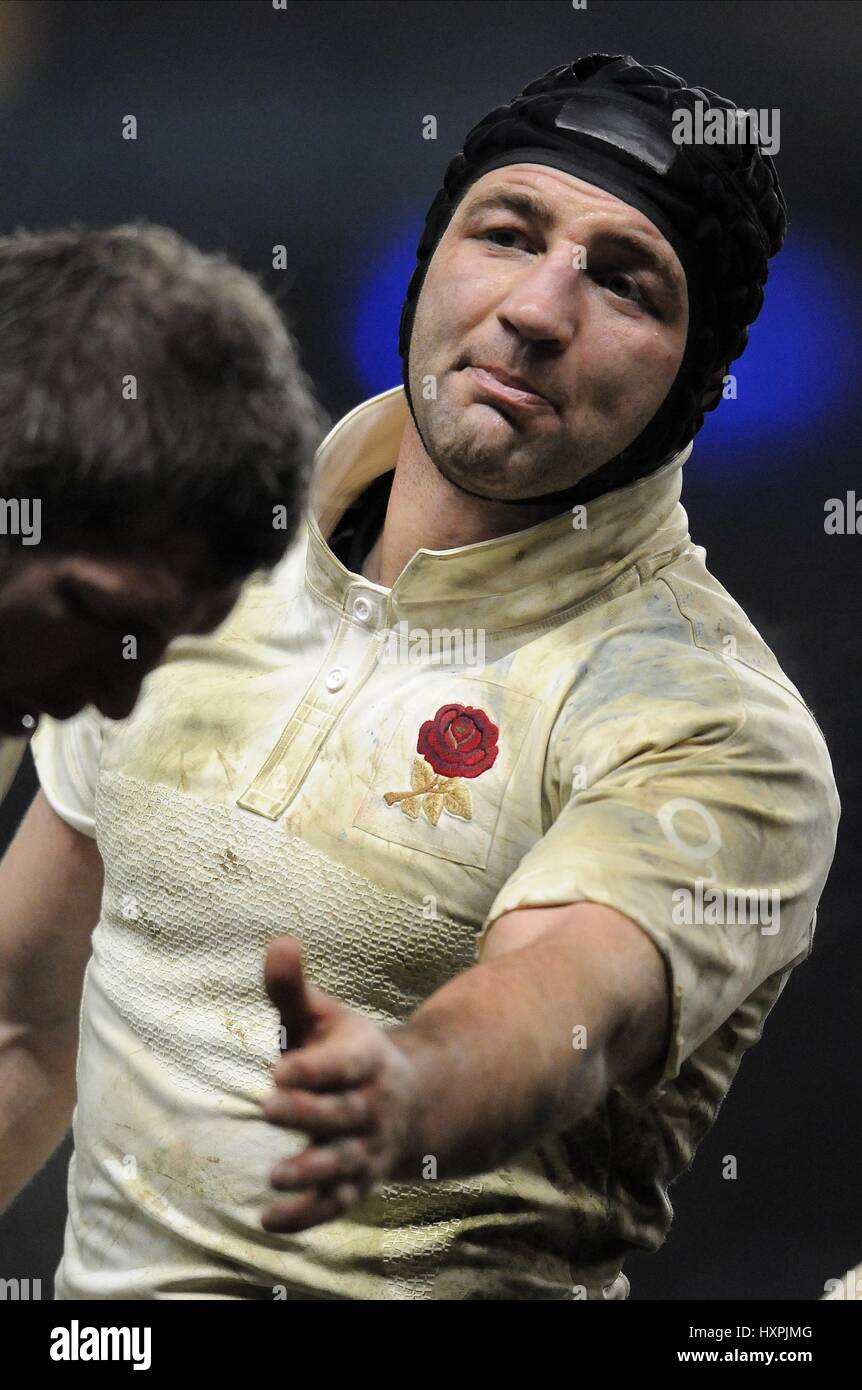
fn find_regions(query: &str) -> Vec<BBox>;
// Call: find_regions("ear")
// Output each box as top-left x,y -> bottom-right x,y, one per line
700,362 -> 729,413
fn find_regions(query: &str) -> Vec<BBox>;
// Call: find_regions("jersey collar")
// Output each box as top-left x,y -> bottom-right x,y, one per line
305,385 -> 692,634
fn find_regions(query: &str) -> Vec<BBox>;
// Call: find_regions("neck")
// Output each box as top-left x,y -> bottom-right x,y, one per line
361,414 -> 564,589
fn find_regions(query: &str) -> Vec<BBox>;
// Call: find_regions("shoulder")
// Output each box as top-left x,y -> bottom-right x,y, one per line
547,552 -> 836,805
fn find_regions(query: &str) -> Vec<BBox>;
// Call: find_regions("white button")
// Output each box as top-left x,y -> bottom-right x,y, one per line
325,667 -> 346,692
353,597 -> 371,622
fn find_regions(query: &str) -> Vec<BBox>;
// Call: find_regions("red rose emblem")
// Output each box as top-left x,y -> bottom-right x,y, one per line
417,703 -> 499,780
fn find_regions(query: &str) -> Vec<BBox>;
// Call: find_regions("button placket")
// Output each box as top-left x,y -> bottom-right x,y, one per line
346,582 -> 381,630
238,603 -> 382,820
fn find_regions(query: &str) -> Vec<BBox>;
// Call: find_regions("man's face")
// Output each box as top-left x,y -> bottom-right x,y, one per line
0,543 -> 243,735
407,163 -> 689,500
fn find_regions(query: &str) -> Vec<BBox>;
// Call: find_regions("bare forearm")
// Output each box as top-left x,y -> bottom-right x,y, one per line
0,1022 -> 76,1211
0,792 -> 101,1210
388,925 -> 623,1181
259,910 -> 668,1232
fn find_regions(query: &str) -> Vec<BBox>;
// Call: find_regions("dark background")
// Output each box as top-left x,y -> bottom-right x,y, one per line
0,0 -> 859,1300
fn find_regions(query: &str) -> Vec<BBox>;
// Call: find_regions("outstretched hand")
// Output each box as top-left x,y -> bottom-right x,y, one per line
259,935 -> 423,1233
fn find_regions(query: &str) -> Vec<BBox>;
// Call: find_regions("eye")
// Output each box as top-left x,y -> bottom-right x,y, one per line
595,270 -> 650,308
480,225 -> 532,251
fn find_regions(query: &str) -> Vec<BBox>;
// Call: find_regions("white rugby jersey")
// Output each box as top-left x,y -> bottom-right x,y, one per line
32,384 -> 840,1300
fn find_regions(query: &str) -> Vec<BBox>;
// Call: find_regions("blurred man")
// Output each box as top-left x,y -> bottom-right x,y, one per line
0,222 -> 324,796
1,57 -> 840,1300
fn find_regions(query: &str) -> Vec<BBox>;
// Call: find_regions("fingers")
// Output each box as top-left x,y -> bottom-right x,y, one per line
264,935 -> 310,1048
270,1137 -> 370,1192
261,1085 -> 370,1139
263,1134 -> 376,1235
273,1038 -> 376,1090
261,1181 -> 364,1235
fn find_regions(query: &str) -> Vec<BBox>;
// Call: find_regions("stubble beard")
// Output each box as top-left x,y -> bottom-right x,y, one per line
418,386 -> 586,504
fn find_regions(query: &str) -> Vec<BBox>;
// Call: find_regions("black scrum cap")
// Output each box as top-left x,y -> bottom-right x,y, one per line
398,54 -> 787,506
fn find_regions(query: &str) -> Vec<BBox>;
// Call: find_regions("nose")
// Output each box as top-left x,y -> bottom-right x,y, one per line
496,243 -> 584,349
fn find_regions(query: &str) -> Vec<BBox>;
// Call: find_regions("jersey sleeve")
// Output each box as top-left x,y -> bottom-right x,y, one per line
476,641 -> 841,1105
30,706 -> 106,838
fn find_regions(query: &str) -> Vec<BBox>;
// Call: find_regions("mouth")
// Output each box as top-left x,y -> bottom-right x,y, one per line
466,364 -> 554,412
